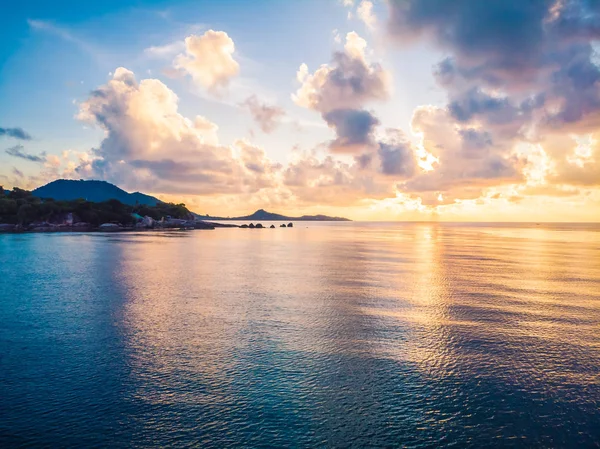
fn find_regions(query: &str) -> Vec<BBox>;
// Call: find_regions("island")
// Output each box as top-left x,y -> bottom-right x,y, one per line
195,209 -> 351,222
0,180 -> 351,233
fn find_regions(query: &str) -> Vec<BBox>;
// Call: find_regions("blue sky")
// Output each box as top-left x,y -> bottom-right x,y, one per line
0,0 -> 442,157
2,0 -> 599,220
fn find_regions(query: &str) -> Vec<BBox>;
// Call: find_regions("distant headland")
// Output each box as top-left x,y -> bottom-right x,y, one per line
0,179 -> 350,233
195,209 -> 351,222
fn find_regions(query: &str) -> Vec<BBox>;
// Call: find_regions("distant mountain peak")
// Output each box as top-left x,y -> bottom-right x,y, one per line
198,208 -> 351,222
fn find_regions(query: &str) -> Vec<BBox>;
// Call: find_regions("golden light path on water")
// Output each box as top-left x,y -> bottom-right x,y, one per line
1,222 -> 599,447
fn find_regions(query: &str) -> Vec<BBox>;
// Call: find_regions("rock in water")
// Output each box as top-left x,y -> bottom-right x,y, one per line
287,222 -> 293,228
270,225 -> 275,228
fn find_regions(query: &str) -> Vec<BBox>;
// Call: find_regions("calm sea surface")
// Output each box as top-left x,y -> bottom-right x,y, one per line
1,222 -> 600,448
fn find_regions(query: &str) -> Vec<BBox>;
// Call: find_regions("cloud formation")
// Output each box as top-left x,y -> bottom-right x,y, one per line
385,0 -> 600,201
144,41 -> 186,59
8,5 -> 600,219
66,67 -> 419,211
76,68 -> 277,195
387,0 -> 600,127
323,108 -> 380,153
5,144 -> 46,162
283,153 -> 393,205
0,127 -> 31,140
174,30 -> 240,94
400,107 -> 523,202
294,32 -> 393,154
377,129 -> 416,177
293,32 -> 390,113
357,0 -> 377,30
240,95 -> 286,133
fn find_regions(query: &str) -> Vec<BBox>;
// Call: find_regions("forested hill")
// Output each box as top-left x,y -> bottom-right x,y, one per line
32,179 -> 161,206
0,187 -> 191,227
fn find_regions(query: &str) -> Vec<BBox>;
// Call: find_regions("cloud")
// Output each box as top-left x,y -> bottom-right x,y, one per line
293,32 -> 391,113
144,41 -> 186,59
400,106 -> 523,199
67,67 -> 423,211
387,0 -> 551,84
0,148 -> 93,191
294,32 -> 394,155
332,29 -> 342,44
323,108 -> 379,153
386,1 -> 600,124
282,152 -> 394,205
542,133 -> 600,186
174,30 -> 240,94
291,30 -> 417,184
0,127 -> 32,140
386,0 -> 600,200
357,1 -> 377,30
448,88 -> 524,126
76,68 -> 277,195
377,129 -> 416,177
240,95 -> 286,133
280,125 -> 416,207
5,144 -> 46,162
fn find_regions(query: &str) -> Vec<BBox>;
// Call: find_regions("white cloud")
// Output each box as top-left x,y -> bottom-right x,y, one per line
293,32 -> 390,113
174,30 -> 240,94
399,106 -> 524,202
240,95 -> 286,133
332,29 -> 342,44
357,1 -> 377,30
76,68 -> 277,195
144,41 -> 186,59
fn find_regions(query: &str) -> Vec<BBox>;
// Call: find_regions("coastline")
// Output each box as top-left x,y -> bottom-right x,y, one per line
0,220 -> 299,234
0,221 -> 232,234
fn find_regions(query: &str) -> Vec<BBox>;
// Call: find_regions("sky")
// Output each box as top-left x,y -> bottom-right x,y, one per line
1,0 -> 600,221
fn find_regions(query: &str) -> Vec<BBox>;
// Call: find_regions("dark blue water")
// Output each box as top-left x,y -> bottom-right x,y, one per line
1,223 -> 600,447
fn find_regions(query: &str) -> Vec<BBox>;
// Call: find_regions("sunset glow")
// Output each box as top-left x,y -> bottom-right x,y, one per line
1,0 -> 600,221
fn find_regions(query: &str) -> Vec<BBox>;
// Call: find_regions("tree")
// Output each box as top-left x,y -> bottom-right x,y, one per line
17,203 -> 33,225
9,188 -> 32,200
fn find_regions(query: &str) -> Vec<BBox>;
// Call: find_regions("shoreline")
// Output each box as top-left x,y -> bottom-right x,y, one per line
0,220 -> 297,234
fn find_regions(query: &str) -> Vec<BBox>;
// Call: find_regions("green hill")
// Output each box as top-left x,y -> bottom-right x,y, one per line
32,179 -> 161,206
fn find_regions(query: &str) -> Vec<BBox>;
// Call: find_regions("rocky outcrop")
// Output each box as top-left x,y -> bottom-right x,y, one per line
270,225 -> 275,228
287,223 -> 293,227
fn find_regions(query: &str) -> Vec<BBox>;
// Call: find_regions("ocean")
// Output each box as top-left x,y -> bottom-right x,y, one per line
1,222 -> 599,447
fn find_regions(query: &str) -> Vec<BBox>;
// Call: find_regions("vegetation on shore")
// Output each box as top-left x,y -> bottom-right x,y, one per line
0,186 -> 192,226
